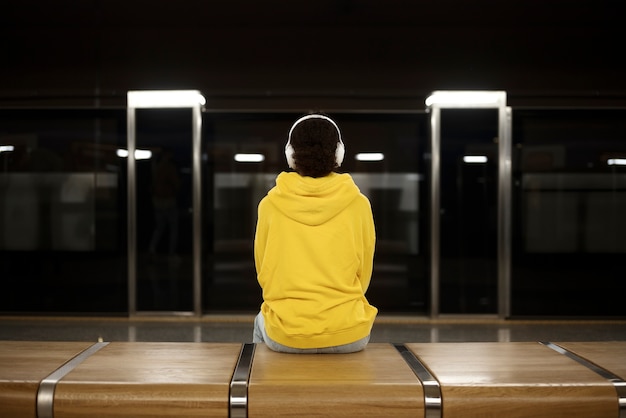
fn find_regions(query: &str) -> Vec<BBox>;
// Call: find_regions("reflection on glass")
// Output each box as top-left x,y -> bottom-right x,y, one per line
439,109 -> 499,314
0,109 -> 127,313
135,109 -> 193,312
463,155 -> 488,164
607,158 -> 626,166
356,152 -> 385,162
116,149 -> 153,159
203,113 -> 427,313
512,109 -> 626,316
2,107 -> 625,317
234,153 -> 265,163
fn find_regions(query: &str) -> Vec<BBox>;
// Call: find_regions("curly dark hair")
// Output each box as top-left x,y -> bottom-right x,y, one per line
289,115 -> 341,178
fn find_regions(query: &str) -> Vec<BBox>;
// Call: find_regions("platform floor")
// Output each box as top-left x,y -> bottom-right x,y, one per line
1,315 -> 625,343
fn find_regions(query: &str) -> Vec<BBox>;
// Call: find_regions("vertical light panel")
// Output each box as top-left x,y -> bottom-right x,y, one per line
498,106 -> 513,318
126,90 -> 205,317
426,91 -> 511,319
429,106 -> 441,318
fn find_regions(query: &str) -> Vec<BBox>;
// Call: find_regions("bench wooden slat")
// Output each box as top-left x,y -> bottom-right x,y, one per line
405,342 -> 617,418
558,341 -> 626,379
248,343 -> 424,418
53,342 -> 242,418
0,341 -> 94,418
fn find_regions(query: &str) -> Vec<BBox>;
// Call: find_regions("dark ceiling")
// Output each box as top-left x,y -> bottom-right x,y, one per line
1,0 -> 624,108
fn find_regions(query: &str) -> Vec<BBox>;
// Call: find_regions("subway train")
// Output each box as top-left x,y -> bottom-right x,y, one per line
0,91 -> 625,318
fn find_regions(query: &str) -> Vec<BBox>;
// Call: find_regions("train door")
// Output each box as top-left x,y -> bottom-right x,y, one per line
126,90 -> 204,316
427,91 -> 512,317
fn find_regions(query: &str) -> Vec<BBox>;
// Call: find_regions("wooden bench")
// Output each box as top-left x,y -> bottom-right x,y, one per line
53,342 -> 242,418
1,341 -> 624,418
405,342 -> 622,418
557,341 -> 626,380
0,341 -> 94,418
248,343 -> 424,417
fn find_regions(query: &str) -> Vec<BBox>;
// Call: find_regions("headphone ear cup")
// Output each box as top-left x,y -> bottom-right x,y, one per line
335,141 -> 345,167
285,143 -> 296,169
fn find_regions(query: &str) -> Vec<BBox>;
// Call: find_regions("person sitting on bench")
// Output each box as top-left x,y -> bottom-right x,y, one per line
253,113 -> 378,353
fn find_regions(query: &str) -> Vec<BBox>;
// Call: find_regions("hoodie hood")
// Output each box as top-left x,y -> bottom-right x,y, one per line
267,172 -> 361,226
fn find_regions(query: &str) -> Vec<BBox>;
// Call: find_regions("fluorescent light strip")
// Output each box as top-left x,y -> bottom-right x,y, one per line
127,90 -> 206,108
425,91 -> 506,107
463,155 -> 488,163
0,145 -> 15,153
356,153 -> 384,162
117,149 -> 153,160
607,158 -> 626,166
234,153 -> 265,163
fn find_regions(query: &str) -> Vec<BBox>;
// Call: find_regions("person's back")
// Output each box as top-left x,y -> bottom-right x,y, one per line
253,113 -> 377,353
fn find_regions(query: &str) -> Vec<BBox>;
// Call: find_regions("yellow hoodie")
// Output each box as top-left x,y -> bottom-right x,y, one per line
254,171 -> 377,349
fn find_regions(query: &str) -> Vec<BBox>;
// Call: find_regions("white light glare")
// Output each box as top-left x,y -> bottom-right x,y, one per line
607,158 -> 626,166
425,91 -> 505,107
356,153 -> 385,162
463,155 -> 488,163
117,149 -> 153,160
234,153 -> 265,163
0,145 -> 15,153
127,90 -> 206,108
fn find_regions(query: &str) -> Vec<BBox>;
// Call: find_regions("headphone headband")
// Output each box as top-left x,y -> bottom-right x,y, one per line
288,114 -> 343,143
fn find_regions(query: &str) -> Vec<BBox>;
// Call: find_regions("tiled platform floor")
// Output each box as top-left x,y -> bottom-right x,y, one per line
1,315 -> 625,343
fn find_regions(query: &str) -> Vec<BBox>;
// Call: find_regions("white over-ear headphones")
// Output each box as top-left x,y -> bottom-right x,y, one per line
285,114 -> 345,170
